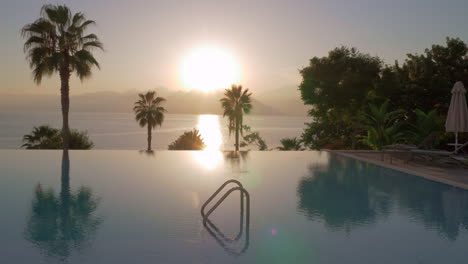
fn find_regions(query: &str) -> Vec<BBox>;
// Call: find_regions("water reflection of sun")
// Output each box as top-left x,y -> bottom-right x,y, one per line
194,115 -> 223,169
197,115 -> 222,150
193,151 -> 222,170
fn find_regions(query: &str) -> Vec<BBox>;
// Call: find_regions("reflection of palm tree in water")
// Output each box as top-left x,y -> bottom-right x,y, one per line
223,151 -> 249,174
24,151 -> 101,261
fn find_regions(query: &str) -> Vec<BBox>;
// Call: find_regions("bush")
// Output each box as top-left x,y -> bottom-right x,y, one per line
240,125 -> 268,150
22,125 -> 94,150
277,137 -> 304,151
168,129 -> 205,150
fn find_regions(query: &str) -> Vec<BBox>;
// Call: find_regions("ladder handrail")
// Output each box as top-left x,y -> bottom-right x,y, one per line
204,187 -> 250,220
200,179 -> 244,218
201,180 -> 251,256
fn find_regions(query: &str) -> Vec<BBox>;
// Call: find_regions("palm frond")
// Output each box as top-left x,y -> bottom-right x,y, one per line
220,84 -> 253,139
83,41 -> 104,50
22,4 -> 103,84
133,91 -> 166,129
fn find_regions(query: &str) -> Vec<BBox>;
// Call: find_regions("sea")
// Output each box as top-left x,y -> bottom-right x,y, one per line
0,112 -> 310,150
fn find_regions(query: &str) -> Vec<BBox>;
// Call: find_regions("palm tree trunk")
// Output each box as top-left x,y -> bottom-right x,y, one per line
60,67 -> 71,150
60,149 -> 72,235
235,119 -> 239,151
147,125 -> 152,151
61,150 -> 70,199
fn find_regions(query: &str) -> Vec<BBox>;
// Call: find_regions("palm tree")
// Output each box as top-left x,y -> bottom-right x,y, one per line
22,125 -> 94,149
22,4 -> 103,150
220,85 -> 252,151
22,125 -> 61,149
168,129 -> 206,150
407,109 -> 444,146
277,137 -> 304,151
359,100 -> 405,150
133,91 -> 167,151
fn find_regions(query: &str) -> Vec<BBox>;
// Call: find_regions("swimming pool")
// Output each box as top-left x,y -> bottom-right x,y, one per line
1,150 -> 467,263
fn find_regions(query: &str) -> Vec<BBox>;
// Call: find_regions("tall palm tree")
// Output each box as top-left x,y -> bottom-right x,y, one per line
220,85 -> 252,151
133,91 -> 167,151
22,4 -> 103,150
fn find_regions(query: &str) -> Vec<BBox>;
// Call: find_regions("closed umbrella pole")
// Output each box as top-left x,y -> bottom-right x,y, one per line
445,81 -> 468,153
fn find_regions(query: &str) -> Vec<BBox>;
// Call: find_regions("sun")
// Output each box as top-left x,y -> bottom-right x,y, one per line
180,45 -> 240,92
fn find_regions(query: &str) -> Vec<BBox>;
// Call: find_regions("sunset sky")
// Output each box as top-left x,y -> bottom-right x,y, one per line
1,0 -> 467,95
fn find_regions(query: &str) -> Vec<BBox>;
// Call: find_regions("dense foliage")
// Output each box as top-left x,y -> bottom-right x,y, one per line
299,38 -> 468,150
168,129 -> 206,150
22,125 -> 94,149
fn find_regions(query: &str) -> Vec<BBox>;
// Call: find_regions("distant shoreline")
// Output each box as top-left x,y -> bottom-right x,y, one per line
0,110 -> 308,117
0,112 -> 309,150
0,88 -> 309,116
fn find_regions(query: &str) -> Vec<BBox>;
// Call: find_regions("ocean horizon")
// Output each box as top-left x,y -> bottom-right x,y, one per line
0,112 -> 310,150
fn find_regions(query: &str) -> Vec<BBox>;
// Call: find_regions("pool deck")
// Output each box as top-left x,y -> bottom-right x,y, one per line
330,150 -> 468,190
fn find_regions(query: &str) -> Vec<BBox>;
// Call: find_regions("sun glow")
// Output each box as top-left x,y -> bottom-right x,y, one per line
180,46 -> 240,92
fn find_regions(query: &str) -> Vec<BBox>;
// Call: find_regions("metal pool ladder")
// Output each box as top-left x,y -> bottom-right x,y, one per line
201,179 -> 250,221
201,179 -> 250,256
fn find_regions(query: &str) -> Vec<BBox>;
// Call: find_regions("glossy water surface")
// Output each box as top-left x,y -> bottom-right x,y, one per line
1,150 -> 467,264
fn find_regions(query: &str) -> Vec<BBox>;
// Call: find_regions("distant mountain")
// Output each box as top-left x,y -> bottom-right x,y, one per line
257,86 -> 309,116
0,89 -> 289,115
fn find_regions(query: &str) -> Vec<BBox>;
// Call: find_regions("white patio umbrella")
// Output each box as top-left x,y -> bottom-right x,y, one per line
445,81 -> 468,152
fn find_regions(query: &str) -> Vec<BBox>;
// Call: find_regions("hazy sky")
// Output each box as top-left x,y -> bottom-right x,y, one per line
1,0 -> 467,95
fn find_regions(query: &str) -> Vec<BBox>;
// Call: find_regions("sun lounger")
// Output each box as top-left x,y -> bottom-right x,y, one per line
409,149 -> 468,168
410,149 -> 453,155
381,132 -> 441,162
453,141 -> 468,154
381,145 -> 417,162
381,132 -> 467,168
383,144 -> 418,150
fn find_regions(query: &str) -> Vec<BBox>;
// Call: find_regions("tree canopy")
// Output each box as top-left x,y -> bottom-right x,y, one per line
22,4 -> 103,83
299,38 -> 468,150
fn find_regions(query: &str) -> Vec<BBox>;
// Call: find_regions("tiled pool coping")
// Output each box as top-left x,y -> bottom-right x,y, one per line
330,150 -> 468,190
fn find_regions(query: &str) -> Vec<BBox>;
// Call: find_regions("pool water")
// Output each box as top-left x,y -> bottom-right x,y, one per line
1,150 -> 467,263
